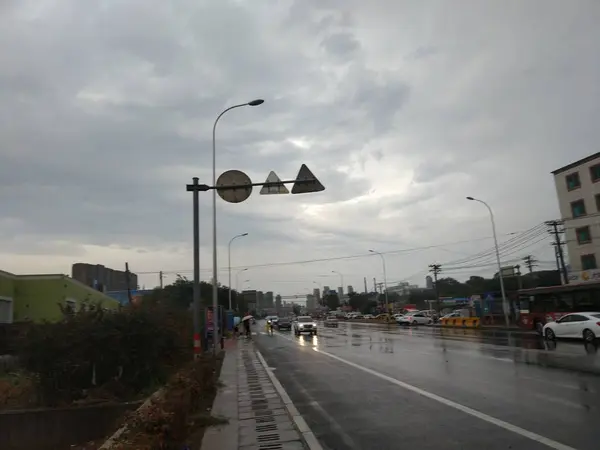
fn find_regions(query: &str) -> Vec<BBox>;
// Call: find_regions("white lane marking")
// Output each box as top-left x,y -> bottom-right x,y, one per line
271,331 -> 578,450
255,349 -> 324,450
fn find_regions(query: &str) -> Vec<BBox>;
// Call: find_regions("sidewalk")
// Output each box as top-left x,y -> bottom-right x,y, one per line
200,338 -> 308,450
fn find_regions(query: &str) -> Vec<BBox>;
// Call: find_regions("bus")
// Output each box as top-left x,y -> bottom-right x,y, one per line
517,282 -> 600,333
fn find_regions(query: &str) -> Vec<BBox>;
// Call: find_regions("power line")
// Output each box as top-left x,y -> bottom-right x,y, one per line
441,224 -> 548,269
439,223 -> 546,267
135,231 -> 527,275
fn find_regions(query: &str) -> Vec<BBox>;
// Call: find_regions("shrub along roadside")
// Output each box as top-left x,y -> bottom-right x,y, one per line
103,352 -> 225,450
16,304 -> 193,407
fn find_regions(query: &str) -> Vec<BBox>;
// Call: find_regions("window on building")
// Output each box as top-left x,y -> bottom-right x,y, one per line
576,226 -> 592,244
571,199 -> 587,218
595,194 -> 600,212
581,253 -> 597,270
566,172 -> 581,191
591,164 -> 600,183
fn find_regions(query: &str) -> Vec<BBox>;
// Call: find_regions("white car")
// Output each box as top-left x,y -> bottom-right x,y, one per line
542,312 -> 600,342
293,316 -> 317,335
397,311 -> 433,326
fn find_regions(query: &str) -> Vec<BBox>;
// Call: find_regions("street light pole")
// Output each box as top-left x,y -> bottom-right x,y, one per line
332,270 -> 344,300
466,196 -> 510,327
228,233 -> 248,311
211,99 -> 264,355
369,250 -> 389,311
235,268 -> 248,293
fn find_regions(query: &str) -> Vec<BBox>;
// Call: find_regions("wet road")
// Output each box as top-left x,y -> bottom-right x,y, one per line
254,321 -> 600,450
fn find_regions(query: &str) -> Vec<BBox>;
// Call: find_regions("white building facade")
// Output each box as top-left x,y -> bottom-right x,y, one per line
553,152 -> 600,283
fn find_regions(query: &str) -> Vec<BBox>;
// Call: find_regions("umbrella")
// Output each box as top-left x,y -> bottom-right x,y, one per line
242,315 -> 253,322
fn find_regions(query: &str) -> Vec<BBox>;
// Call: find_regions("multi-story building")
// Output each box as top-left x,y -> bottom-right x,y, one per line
312,288 -> 321,304
275,294 -> 282,312
347,285 -> 354,295
72,263 -> 137,292
264,291 -> 274,308
552,152 -> 600,283
306,294 -> 316,311
425,276 -> 434,289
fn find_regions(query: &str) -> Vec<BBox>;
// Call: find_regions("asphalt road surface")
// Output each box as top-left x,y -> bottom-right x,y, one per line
254,321 -> 600,450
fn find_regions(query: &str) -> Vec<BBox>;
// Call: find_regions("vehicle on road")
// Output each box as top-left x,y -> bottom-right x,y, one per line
363,314 -> 375,320
275,317 -> 292,331
324,316 -> 339,328
397,311 -> 433,326
542,312 -> 600,342
517,282 -> 600,333
265,316 -> 279,325
440,312 -> 461,320
293,316 -> 317,335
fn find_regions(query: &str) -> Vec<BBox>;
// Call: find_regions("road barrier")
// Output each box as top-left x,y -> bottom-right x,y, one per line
440,317 -> 480,328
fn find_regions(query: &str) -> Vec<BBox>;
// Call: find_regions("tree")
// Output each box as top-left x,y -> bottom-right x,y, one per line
348,293 -> 378,315
324,292 -> 340,310
292,304 -> 301,316
143,276 -> 239,311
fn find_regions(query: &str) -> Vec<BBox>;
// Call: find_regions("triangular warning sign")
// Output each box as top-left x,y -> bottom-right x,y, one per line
291,164 -> 325,194
260,171 -> 290,195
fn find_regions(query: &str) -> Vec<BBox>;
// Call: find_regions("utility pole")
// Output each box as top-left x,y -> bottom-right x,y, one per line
429,264 -> 442,312
372,277 -> 377,293
515,264 -> 523,290
159,271 -> 164,289
546,220 -> 568,284
363,277 -> 368,294
125,262 -> 133,304
522,255 -> 537,274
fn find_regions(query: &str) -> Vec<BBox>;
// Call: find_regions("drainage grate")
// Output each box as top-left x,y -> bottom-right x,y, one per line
256,424 -> 278,433
258,444 -> 283,450
251,403 -> 270,411
256,415 -> 275,424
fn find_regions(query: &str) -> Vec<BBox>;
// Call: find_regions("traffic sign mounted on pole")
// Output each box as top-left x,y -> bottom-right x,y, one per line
291,164 -> 325,194
216,170 -> 252,203
259,171 -> 289,195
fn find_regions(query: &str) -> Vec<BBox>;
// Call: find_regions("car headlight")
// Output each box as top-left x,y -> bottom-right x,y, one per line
312,322 -> 317,327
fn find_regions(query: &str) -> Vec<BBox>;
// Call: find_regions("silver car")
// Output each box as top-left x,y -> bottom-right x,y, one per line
293,316 -> 318,335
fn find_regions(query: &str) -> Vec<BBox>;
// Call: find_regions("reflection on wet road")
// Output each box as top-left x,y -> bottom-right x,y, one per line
255,321 -> 600,450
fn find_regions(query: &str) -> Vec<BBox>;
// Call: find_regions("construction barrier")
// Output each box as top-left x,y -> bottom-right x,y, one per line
440,317 -> 480,328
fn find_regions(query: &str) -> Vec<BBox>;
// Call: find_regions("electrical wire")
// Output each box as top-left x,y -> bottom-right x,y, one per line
136,231 -> 527,275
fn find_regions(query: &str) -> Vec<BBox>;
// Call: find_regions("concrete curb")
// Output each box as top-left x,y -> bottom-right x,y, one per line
255,349 -> 323,450
199,347 -> 238,450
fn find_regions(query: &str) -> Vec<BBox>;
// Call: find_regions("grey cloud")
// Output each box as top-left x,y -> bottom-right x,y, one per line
321,32 -> 360,58
1,0 -> 598,294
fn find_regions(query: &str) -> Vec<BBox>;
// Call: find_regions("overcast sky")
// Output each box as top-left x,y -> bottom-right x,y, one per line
1,0 -> 599,297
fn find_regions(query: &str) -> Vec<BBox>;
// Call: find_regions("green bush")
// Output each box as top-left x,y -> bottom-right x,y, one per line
17,304 -> 192,406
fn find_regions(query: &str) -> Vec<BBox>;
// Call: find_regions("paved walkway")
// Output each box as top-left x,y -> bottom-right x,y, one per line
200,338 -> 307,450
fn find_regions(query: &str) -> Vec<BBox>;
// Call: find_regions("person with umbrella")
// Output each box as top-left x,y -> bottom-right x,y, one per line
233,314 -> 241,338
242,314 -> 253,339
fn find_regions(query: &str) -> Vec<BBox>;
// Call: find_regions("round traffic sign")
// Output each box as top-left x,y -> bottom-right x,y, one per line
216,170 -> 252,203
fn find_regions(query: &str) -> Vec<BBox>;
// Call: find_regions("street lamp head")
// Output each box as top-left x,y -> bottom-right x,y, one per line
248,99 -> 265,106
241,232 -> 249,236
466,196 -> 474,201
369,249 -> 375,253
